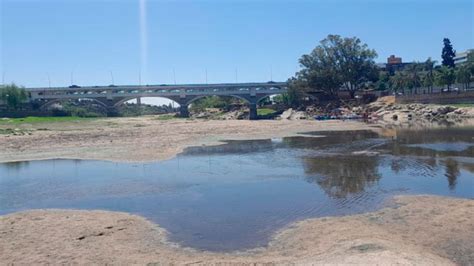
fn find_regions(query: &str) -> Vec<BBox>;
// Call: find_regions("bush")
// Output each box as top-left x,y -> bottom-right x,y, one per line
0,84 -> 28,110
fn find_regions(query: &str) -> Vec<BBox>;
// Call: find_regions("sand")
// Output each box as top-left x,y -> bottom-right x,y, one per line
0,117 -> 375,163
1,195 -> 472,265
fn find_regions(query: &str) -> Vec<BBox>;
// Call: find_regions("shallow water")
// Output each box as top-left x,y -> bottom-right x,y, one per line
1,127 -> 473,251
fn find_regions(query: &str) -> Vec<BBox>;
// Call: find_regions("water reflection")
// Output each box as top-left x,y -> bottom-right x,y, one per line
445,159 -> 460,190
2,161 -> 30,170
303,155 -> 381,199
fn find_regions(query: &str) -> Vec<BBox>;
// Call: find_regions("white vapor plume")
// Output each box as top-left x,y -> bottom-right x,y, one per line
139,0 -> 148,84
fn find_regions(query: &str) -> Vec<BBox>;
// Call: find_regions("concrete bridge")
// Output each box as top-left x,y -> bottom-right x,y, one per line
25,82 -> 288,119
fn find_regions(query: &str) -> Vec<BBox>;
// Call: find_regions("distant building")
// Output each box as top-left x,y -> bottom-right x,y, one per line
454,49 -> 473,66
376,55 -> 414,74
387,55 -> 402,65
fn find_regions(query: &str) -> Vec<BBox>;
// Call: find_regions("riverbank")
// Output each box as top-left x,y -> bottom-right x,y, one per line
1,195 -> 472,264
0,117 -> 374,163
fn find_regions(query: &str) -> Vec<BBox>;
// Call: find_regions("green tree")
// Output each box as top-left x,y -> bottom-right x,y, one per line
441,38 -> 456,68
422,74 -> 434,93
296,34 -> 378,99
297,37 -> 343,97
0,84 -> 28,110
435,66 -> 456,91
423,58 -> 436,93
390,72 -> 407,94
375,71 -> 390,91
456,65 -> 471,90
405,63 -> 423,94
337,36 -> 379,98
284,77 -> 306,107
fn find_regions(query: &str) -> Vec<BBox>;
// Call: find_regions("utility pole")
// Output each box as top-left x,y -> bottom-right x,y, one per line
235,68 -> 238,83
173,68 -> 177,85
139,70 -> 142,86
270,65 -> 273,81
70,71 -> 74,85
205,68 -> 208,84
47,73 -> 51,88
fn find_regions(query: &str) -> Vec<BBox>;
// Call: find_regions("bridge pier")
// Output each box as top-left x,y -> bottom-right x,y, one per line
248,102 -> 257,120
136,97 -> 141,106
179,104 -> 189,118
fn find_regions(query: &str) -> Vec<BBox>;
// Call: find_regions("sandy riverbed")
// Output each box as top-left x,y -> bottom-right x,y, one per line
1,195 -> 472,265
1,117 -> 473,264
0,117 -> 375,163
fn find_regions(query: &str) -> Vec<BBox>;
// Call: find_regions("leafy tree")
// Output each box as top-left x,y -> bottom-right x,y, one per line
404,63 -> 423,94
297,38 -> 343,97
423,58 -> 436,93
422,74 -> 434,93
456,65 -> 471,90
375,71 -> 390,91
0,84 -> 28,110
390,72 -> 407,94
441,38 -> 456,68
435,66 -> 456,91
337,36 -> 379,98
284,77 -> 308,107
296,34 -> 378,99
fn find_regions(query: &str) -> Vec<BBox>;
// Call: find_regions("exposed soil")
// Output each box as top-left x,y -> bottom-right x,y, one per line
0,117 -> 374,163
1,195 -> 472,265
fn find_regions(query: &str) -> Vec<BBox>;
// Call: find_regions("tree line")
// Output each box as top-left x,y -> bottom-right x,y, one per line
287,35 -> 473,106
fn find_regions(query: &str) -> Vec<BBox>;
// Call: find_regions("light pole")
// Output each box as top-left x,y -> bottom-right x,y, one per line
110,71 -> 115,85
47,73 -> 51,88
173,68 -> 177,85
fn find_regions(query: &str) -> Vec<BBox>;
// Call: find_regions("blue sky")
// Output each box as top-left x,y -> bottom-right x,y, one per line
1,0 -> 473,88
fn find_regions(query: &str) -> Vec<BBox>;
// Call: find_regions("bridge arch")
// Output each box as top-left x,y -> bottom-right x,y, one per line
256,93 -> 285,105
185,94 -> 250,106
112,96 -> 180,108
38,98 -> 109,110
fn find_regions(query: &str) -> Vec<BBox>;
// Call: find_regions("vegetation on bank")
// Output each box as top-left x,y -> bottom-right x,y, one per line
257,108 -> 277,116
189,96 -> 243,113
154,114 -> 180,120
0,84 -> 28,110
448,103 -> 474,108
0,116 -> 95,124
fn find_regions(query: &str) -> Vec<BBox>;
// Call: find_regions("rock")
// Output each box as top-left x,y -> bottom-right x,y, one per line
280,108 -> 294,120
437,106 -> 456,115
279,108 -> 308,120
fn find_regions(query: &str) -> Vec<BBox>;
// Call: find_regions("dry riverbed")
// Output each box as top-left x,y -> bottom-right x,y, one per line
0,117 -> 374,163
1,117 -> 473,264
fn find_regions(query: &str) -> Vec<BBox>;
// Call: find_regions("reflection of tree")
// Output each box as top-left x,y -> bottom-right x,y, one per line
390,159 -> 404,174
444,158 -> 460,190
2,161 -> 30,170
303,155 -> 381,198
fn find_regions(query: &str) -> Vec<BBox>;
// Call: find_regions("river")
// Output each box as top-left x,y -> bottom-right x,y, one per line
1,126 -> 473,251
